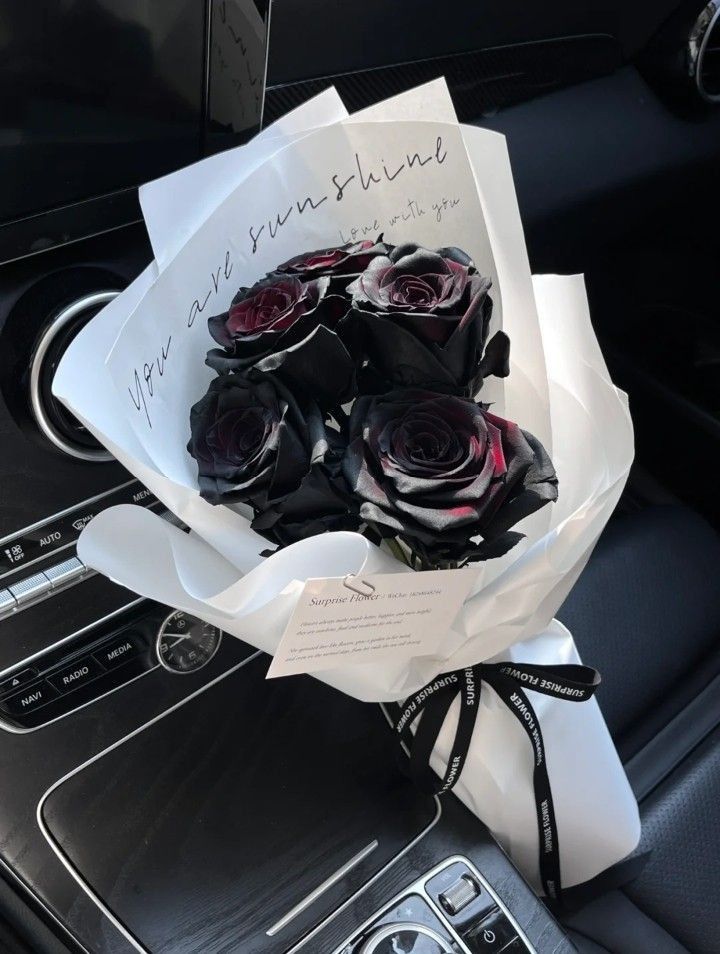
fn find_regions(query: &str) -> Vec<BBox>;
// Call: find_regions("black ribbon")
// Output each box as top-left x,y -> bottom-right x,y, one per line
395,661 -> 601,903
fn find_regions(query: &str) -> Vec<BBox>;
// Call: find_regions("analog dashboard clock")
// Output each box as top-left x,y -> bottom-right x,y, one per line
156,610 -> 222,674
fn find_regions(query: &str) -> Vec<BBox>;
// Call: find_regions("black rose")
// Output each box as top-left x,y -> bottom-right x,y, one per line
251,429 -> 360,547
188,372 -> 358,546
188,372 -> 324,507
343,389 -> 557,563
275,237 -> 389,284
348,243 -> 509,395
206,274 -> 356,406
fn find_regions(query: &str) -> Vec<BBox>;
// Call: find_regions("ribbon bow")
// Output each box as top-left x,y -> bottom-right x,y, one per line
395,661 -> 601,902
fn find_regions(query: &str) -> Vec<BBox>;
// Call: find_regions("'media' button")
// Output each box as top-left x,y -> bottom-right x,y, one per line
0,682 -> 58,715
48,657 -> 104,694
93,633 -> 143,669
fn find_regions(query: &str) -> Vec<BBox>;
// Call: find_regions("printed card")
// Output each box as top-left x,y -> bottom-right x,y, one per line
266,568 -> 474,678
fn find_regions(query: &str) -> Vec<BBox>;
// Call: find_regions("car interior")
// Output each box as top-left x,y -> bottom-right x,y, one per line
0,1 -> 719,952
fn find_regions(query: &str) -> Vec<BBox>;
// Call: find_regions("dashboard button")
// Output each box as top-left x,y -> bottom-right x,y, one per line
94,633 -> 144,669
359,923 -> 454,953
43,556 -> 86,588
0,668 -> 38,695
439,874 -> 480,915
0,682 -> 57,716
464,909 -> 518,952
48,657 -> 104,694
0,589 -> 16,618
8,572 -> 52,605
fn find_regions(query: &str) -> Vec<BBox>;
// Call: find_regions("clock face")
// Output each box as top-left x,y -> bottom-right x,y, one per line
156,610 -> 222,674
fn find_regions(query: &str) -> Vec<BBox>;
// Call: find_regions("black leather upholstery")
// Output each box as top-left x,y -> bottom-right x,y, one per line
626,727 -> 720,953
564,891 -> 688,953
558,506 -> 720,760
556,505 -> 720,953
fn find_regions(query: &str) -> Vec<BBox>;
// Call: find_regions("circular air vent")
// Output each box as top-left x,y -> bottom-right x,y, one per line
689,0 -> 720,102
29,291 -> 119,462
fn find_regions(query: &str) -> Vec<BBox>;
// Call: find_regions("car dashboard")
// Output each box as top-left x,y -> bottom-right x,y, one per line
1,0 -> 719,951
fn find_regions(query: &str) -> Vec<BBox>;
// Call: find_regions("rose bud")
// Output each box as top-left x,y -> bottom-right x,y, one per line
343,389 -> 557,564
347,244 -> 509,395
206,274 -> 356,406
275,237 -> 390,284
188,372 -> 327,509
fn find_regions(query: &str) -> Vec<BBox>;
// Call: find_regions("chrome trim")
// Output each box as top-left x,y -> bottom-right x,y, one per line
286,794 -> 442,954
0,478 -> 137,553
155,609 -> 223,675
1,659 -> 160,736
36,669 -> 440,954
8,571 -> 52,605
29,291 -> 118,461
689,0 -> 720,102
0,561 -> 92,623
267,840 -> 379,937
0,854 -> 93,954
0,540 -> 76,581
332,855 -> 536,954
36,651 -> 263,954
0,597 -> 143,689
43,556 -> 85,588
360,922 -> 453,953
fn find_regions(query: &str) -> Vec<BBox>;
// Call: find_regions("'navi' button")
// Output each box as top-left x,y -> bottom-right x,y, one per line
48,657 -> 104,694
0,682 -> 58,716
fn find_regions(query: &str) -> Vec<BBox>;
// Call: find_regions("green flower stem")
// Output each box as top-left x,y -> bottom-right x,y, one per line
387,537 -> 412,568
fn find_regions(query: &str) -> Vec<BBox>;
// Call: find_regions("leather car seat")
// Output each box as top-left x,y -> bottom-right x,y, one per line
556,506 -> 720,952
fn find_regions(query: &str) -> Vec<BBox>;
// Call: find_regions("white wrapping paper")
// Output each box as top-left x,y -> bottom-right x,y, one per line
53,80 -> 640,891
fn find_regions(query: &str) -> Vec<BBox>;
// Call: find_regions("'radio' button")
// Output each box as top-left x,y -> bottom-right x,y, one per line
0,682 -> 58,716
48,657 -> 104,694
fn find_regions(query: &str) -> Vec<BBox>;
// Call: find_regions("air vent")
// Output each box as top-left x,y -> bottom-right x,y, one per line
29,292 -> 118,462
689,0 -> 720,102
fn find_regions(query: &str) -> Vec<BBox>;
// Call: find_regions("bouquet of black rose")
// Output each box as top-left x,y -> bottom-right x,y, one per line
188,241 -> 558,571
55,83 -> 640,900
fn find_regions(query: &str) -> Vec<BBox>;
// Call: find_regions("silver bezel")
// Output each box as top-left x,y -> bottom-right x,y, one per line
155,609 -> 223,675
359,921 -> 454,953
29,291 -> 118,461
689,0 -> 720,103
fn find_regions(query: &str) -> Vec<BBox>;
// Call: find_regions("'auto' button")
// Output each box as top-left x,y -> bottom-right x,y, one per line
48,657 -> 104,694
94,633 -> 144,669
0,682 -> 58,716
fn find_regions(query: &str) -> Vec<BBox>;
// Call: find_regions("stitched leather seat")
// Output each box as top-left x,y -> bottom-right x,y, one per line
554,506 -> 720,952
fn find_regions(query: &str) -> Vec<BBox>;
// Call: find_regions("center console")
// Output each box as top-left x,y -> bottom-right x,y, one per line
336,859 -> 533,953
35,650 -> 571,954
